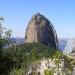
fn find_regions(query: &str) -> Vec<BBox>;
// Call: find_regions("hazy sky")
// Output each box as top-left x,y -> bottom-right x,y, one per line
0,0 -> 75,38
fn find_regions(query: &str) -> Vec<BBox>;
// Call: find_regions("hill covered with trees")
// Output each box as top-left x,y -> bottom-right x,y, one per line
1,43 -> 62,75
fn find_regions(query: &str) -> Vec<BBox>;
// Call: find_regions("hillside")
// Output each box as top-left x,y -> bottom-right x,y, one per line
1,43 -> 62,75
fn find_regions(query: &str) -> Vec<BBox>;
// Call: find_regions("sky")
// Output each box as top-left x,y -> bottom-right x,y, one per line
0,0 -> 75,38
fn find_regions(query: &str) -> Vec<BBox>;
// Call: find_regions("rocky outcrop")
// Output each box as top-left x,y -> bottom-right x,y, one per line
25,13 -> 58,48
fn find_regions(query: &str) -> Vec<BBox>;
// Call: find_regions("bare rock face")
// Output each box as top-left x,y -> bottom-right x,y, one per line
25,13 -> 58,48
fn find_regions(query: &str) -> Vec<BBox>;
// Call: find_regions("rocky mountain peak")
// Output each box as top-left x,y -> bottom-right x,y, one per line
25,13 -> 58,49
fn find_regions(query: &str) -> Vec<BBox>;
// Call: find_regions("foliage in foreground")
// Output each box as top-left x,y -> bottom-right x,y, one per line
44,69 -> 54,75
1,43 -> 61,75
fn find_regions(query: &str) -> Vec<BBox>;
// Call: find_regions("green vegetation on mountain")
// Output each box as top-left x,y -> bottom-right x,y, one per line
2,43 -> 61,75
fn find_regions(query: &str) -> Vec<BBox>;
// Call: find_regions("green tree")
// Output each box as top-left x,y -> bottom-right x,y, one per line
0,16 -> 4,50
31,49 -> 37,61
0,16 -> 12,49
0,16 -> 4,38
0,16 -> 12,75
